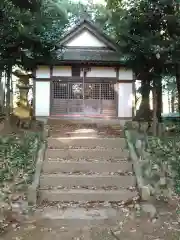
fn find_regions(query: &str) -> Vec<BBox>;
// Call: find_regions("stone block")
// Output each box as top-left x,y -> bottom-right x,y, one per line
141,203 -> 157,219
141,186 -> 151,201
28,185 -> 37,205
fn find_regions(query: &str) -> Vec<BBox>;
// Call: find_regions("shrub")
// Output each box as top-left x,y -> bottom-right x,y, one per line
0,132 -> 41,233
0,132 -> 41,192
144,136 -> 180,196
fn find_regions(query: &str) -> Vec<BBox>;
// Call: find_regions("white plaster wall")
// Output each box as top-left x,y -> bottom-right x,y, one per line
52,66 -> 72,77
35,81 -> 50,116
118,83 -> 133,118
66,30 -> 106,47
82,67 -> 116,78
119,68 -> 133,80
36,66 -> 50,78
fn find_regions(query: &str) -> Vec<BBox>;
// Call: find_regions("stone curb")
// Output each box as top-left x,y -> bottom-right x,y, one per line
28,142 -> 46,205
43,124 -> 50,140
125,130 -> 151,201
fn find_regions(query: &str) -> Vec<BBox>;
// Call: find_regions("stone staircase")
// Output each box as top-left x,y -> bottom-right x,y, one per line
38,121 -> 137,205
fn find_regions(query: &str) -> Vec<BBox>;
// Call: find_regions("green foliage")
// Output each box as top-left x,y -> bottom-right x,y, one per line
126,122 -> 180,197
0,0 -> 111,71
58,0 -> 112,36
0,132 -> 41,233
0,0 -> 68,70
106,0 -> 180,118
107,0 -> 179,75
0,132 -> 41,190
146,136 -> 180,195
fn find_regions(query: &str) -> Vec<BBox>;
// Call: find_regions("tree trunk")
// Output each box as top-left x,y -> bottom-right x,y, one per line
156,77 -> 162,122
0,70 -> 2,83
152,75 -> 162,136
175,64 -> 180,113
134,78 -> 151,122
152,87 -> 158,136
171,92 -> 175,112
168,90 -> 171,113
139,79 -> 151,113
5,65 -> 12,123
0,71 -> 3,113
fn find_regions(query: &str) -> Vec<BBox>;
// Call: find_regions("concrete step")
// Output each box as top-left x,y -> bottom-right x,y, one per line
42,161 -> 132,174
45,149 -> 129,160
39,174 -> 136,189
39,189 -> 137,202
48,137 -> 126,149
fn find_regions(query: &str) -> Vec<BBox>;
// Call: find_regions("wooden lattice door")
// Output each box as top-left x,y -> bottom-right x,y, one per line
51,81 -> 116,117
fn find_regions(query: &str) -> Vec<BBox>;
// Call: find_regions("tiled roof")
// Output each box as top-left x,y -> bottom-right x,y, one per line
56,49 -> 122,63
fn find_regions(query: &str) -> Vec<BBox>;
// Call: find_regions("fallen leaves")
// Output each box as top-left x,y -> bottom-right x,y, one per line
13,237 -> 23,240
39,198 -> 140,211
2,197 -> 180,240
0,133 -> 41,233
50,122 -> 125,139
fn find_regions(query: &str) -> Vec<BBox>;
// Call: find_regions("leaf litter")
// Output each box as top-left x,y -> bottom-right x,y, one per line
2,123 -> 180,239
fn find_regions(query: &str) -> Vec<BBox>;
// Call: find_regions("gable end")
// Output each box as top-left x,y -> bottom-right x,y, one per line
59,19 -> 119,52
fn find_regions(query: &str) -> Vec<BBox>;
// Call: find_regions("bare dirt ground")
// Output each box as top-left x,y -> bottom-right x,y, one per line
1,198 -> 180,240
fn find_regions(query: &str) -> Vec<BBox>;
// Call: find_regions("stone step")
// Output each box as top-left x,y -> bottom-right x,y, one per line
50,125 -> 122,130
45,149 -> 129,160
39,174 -> 136,189
39,189 -> 137,202
50,131 -> 123,139
68,129 -> 98,138
47,118 -> 120,126
50,129 -> 98,138
43,161 -> 132,174
48,137 -> 126,149
33,206 -> 123,227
